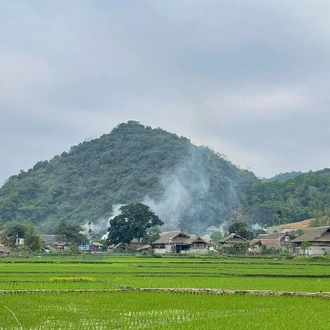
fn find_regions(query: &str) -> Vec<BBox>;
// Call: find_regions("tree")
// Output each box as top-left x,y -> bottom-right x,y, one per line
54,220 -> 87,244
24,226 -> 43,252
210,231 -> 223,245
301,241 -> 312,256
0,223 -> 28,247
108,203 -> 163,244
228,221 -> 254,240
142,226 -> 161,244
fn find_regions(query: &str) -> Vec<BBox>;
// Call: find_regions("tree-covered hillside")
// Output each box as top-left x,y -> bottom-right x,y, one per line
247,169 -> 330,227
262,171 -> 303,183
0,121 -> 257,234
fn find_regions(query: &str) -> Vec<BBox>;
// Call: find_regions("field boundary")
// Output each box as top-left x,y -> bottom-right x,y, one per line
1,287 -> 330,299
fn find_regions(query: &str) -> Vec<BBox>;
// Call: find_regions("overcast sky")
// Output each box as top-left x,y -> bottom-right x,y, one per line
1,0 -> 330,185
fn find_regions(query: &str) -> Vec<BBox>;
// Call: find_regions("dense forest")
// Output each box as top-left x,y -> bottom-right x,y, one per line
0,121 -> 256,234
246,169 -> 330,227
261,171 -> 303,183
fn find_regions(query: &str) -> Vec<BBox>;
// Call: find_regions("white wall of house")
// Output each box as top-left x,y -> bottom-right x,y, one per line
154,245 -> 208,254
154,245 -> 173,254
296,246 -> 330,255
180,248 -> 208,254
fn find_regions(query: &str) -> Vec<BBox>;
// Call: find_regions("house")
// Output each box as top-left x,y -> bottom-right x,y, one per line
202,234 -> 217,250
291,227 -> 330,255
40,235 -> 69,252
219,233 -> 249,253
152,231 -> 209,254
91,242 -> 105,252
220,233 -> 249,245
251,232 -> 291,253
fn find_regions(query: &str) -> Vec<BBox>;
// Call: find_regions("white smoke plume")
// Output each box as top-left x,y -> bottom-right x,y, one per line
83,204 -> 123,239
142,146 -> 211,234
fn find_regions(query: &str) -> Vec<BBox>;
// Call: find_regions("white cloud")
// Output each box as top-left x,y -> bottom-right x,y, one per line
1,1 -> 330,183
0,53 -> 52,101
207,85 -> 313,120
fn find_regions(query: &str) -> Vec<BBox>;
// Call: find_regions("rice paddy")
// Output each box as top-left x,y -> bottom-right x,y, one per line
1,255 -> 330,329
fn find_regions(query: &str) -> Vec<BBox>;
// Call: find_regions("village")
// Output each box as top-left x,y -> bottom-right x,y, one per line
1,224 -> 330,257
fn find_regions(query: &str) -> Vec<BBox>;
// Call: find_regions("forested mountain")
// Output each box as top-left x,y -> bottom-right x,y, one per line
0,121 -> 257,234
246,169 -> 330,227
262,171 -> 303,183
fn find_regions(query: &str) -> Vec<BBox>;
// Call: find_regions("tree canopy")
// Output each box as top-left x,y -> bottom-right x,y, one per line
246,168 -> 330,227
228,221 -> 254,240
107,203 -> 163,244
54,221 -> 87,244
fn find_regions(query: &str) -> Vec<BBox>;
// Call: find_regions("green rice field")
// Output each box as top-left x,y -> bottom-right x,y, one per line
1,255 -> 330,329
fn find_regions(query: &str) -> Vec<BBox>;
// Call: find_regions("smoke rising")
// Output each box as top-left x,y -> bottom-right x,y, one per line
143,146 -> 212,234
90,146 -> 245,237
83,204 -> 123,238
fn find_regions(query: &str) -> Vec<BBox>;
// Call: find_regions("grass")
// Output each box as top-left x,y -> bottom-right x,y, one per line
1,255 -> 330,329
1,291 -> 330,329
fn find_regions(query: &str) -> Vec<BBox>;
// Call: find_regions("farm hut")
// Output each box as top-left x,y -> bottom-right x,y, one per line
291,226 -> 330,255
108,242 -> 129,253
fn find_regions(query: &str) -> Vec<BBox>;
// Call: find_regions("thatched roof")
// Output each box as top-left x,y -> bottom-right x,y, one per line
92,242 -> 104,247
291,227 -> 330,243
257,232 -> 288,244
136,244 -> 151,251
185,236 -> 207,245
220,233 -> 248,244
113,242 -> 128,249
206,226 -> 220,231
40,235 -> 66,246
153,231 -> 190,244
152,231 -> 207,246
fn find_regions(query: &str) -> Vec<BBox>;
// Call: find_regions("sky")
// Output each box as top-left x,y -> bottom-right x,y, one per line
1,0 -> 330,185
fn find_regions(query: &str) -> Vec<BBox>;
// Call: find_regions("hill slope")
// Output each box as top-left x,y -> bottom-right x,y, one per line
262,171 -> 303,183
247,169 -> 330,227
0,121 -> 257,234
